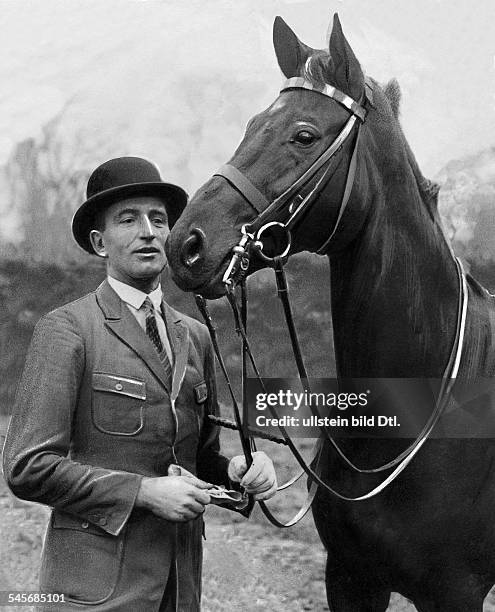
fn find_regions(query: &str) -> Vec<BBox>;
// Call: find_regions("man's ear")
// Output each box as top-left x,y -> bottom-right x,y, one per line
89,230 -> 107,258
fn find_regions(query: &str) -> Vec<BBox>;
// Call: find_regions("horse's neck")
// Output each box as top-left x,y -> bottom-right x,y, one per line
329,172 -> 459,378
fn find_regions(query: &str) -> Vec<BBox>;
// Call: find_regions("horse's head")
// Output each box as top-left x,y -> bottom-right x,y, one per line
167,15 -> 389,298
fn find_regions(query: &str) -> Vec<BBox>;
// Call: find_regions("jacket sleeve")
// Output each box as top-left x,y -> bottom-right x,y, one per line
2,308 -> 142,536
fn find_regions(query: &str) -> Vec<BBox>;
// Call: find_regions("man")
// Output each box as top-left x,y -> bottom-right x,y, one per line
3,157 -> 277,611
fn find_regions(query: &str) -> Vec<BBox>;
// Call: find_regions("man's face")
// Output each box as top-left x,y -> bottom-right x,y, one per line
90,196 -> 170,290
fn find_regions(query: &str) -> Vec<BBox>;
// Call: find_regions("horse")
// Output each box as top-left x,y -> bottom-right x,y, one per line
166,14 -> 495,611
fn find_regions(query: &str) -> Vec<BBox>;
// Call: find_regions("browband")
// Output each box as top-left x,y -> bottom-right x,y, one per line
280,76 -> 371,122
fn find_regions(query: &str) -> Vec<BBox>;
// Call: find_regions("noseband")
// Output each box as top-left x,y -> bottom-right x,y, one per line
215,76 -> 374,286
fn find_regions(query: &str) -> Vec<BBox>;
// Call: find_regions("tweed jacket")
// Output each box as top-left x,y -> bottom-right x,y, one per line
3,280 -> 236,611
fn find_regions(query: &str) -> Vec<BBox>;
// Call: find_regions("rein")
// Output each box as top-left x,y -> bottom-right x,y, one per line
195,77 -> 469,525
196,257 -> 467,525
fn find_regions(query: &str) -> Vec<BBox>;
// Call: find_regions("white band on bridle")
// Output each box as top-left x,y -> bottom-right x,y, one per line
281,77 -> 368,122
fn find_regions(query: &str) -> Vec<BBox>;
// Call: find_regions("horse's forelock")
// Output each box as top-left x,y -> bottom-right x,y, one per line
302,50 -> 331,87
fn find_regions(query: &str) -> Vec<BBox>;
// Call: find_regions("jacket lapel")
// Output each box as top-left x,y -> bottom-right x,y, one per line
96,281 -> 171,392
163,301 -> 190,402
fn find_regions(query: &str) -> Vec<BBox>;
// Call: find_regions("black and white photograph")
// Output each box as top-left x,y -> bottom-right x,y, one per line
1,1 -> 495,610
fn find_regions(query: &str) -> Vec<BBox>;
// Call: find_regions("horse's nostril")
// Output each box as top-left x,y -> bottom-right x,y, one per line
180,228 -> 206,268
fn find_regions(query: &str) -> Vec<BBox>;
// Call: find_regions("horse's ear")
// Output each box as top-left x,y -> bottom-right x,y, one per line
328,14 -> 364,101
273,16 -> 310,78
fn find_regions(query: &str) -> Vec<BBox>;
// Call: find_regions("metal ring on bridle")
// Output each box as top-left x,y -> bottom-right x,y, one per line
251,221 -> 291,263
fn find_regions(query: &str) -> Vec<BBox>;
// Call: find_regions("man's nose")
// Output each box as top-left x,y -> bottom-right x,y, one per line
139,215 -> 155,238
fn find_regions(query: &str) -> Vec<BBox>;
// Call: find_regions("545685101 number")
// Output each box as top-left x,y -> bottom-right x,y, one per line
0,591 -> 65,605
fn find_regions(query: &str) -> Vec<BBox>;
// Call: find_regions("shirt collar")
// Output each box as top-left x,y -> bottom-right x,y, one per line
107,276 -> 163,311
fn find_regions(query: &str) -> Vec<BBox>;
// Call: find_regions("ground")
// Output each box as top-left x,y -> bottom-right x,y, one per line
1,420 -> 494,611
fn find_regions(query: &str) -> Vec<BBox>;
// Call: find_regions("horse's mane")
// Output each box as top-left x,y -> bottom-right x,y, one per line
385,81 -> 440,220
381,79 -> 440,216
402,136 -> 440,221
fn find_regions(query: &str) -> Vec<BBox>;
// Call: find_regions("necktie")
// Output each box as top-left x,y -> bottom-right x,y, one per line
143,297 -> 173,385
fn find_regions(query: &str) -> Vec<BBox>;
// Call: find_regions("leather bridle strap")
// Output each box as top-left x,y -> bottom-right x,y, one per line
214,77 -> 370,252
240,282 -> 318,527
283,77 -> 367,121
255,115 -> 359,234
214,114 -> 359,240
196,290 -> 317,526
194,294 -> 254,469
316,124 -> 360,254
215,164 -> 269,214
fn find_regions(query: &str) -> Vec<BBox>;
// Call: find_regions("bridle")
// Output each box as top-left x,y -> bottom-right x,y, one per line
216,76 -> 373,284
194,77 -> 469,527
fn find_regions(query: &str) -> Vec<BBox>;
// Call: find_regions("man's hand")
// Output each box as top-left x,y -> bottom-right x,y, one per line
136,466 -> 212,522
228,451 -> 277,501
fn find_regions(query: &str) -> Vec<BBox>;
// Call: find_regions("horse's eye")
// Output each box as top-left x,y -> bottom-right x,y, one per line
293,130 -> 318,146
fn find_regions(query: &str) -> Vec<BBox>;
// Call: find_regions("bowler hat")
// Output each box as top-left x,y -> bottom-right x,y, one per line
72,156 -> 188,254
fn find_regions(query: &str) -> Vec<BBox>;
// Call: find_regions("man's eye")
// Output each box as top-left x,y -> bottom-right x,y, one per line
152,217 -> 167,225
120,217 -> 135,224
293,130 -> 318,146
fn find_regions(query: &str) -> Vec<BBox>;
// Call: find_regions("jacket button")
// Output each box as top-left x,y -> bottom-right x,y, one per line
99,517 -> 107,526
115,383 -> 123,391
81,521 -> 89,529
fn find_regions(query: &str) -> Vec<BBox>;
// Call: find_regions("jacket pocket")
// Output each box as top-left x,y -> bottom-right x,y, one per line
92,372 -> 146,436
40,511 -> 125,605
